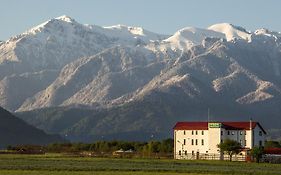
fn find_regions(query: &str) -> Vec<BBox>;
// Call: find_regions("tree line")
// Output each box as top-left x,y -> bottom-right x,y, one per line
7,138 -> 174,155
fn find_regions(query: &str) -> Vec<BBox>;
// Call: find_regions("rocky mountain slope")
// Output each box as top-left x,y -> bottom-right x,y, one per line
1,16 -> 281,141
0,106 -> 63,148
0,15 -> 167,111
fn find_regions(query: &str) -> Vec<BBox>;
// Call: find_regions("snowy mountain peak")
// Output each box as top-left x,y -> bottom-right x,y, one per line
103,24 -> 166,42
22,16 -> 165,43
55,15 -> 76,23
255,28 -> 270,35
21,15 -> 87,39
208,23 -> 251,41
164,27 -> 224,50
105,24 -> 145,36
128,26 -> 145,36
1,15 -> 168,70
254,28 -> 281,39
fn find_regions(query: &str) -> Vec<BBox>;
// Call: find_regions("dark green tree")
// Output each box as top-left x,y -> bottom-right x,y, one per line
265,141 -> 281,148
217,139 -> 242,161
148,141 -> 161,153
159,138 -> 173,153
251,146 -> 264,163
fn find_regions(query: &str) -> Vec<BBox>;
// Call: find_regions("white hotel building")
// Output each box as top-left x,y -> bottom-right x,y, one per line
173,121 -> 266,160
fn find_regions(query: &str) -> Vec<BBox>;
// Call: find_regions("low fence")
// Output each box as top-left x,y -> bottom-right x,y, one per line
175,153 -> 246,161
262,154 -> 281,164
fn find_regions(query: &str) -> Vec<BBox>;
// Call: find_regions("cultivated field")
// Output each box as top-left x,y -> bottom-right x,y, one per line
0,154 -> 281,175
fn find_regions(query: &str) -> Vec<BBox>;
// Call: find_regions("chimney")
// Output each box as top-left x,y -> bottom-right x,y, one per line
250,118 -> 252,130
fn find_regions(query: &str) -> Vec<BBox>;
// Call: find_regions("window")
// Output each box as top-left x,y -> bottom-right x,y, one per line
192,130 -> 194,135
201,139 -> 204,145
192,151 -> 194,155
240,140 -> 242,145
195,139 -> 198,145
245,140 -> 247,146
191,139 -> 194,145
206,151 -> 208,153
221,139 -> 223,143
202,131 -> 204,135
183,139 -> 186,145
179,151 -> 181,155
185,151 -> 187,155
221,131 -> 223,136
259,131 -> 262,136
245,131 -> 246,135
240,131 -> 243,135
231,131 -> 235,135
195,131 -> 198,135
184,130 -> 186,135
227,131 -> 230,135
259,141 -> 263,146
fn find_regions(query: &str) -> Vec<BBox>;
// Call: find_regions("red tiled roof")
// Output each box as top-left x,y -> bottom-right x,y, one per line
173,122 -> 209,130
173,121 -> 266,134
265,148 -> 281,155
222,122 -> 257,130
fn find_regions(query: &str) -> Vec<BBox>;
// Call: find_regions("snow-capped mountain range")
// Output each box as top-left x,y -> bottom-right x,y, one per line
1,16 -> 281,140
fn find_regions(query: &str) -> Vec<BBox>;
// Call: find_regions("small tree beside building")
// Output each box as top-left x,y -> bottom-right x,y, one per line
217,139 -> 242,161
251,146 -> 264,163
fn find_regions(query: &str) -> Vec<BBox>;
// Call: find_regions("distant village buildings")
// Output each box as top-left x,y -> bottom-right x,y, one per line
173,121 -> 266,161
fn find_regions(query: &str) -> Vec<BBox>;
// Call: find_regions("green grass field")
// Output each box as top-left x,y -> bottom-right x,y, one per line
0,154 -> 281,175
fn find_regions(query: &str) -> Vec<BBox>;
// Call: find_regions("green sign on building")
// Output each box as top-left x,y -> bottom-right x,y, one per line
208,123 -> 222,128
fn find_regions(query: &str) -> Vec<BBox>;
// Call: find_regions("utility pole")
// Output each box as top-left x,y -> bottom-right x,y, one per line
207,108 -> 210,123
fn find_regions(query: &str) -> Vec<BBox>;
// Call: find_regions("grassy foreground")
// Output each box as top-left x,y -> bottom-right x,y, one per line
0,154 -> 281,175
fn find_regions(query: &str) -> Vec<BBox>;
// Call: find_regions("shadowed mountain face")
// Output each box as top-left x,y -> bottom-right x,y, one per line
1,16 -> 281,141
0,106 -> 63,148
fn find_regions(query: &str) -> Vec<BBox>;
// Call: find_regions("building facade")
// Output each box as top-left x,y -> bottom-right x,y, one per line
173,121 -> 266,160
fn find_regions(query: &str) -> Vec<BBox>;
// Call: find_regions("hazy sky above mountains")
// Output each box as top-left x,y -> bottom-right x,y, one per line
1,0 -> 280,40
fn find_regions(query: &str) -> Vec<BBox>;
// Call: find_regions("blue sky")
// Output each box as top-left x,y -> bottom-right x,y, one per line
1,0 -> 281,40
